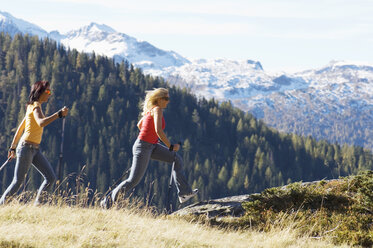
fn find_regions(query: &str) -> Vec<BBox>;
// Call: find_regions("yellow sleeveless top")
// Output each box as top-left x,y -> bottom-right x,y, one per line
21,102 -> 43,144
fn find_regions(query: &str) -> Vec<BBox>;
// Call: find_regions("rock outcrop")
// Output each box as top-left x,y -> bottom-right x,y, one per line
173,179 -> 341,218
172,193 -> 259,218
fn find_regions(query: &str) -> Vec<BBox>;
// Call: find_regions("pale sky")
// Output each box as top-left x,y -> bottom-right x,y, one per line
2,0 -> 373,72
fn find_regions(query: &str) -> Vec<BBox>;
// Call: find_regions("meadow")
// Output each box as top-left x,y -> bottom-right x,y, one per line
1,171 -> 371,247
0,185 -> 355,248
0,202 -> 350,248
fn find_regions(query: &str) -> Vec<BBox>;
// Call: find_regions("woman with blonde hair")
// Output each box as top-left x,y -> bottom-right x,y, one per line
101,88 -> 197,207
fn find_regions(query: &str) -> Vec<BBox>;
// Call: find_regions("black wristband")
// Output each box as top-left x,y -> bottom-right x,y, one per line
58,110 -> 63,118
169,144 -> 174,151
9,148 -> 16,153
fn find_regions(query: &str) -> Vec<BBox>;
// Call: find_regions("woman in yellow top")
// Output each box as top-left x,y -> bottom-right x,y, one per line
0,81 -> 68,205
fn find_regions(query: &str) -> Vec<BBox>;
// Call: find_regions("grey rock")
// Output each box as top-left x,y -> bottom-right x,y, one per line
172,193 -> 260,218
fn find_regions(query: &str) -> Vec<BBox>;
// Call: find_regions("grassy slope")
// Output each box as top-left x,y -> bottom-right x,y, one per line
237,171 -> 373,247
0,203 -> 349,248
1,171 -> 371,248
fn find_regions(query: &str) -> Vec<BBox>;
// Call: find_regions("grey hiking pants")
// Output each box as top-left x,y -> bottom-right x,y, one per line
0,141 -> 56,204
112,138 -> 192,201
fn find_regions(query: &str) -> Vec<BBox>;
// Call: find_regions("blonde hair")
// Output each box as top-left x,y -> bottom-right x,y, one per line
141,88 -> 169,116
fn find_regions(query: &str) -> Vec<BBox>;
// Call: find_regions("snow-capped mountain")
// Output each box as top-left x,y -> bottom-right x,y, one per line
1,10 -> 372,151
57,23 -> 190,70
0,11 -> 189,70
0,11 -> 48,38
155,58 -> 373,150
245,61 -> 373,150
246,61 -> 373,115
152,58 -> 308,105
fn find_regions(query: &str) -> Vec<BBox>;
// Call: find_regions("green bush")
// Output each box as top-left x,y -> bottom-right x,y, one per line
238,171 -> 373,247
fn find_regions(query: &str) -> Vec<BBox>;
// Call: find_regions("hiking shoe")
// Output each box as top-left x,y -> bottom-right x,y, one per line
100,194 -> 113,209
178,189 -> 198,203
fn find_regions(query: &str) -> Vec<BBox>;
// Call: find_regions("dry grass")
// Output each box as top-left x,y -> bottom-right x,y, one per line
0,202 -> 350,248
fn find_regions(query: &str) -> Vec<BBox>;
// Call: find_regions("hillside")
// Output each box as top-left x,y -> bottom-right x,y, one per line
174,171 -> 373,247
0,197 -> 349,248
0,33 -> 372,211
1,171 -> 370,247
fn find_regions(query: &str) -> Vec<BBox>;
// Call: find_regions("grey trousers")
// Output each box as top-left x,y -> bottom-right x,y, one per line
0,142 -> 56,204
112,138 -> 192,201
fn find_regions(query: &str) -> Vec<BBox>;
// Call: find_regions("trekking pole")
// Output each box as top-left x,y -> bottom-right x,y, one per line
166,155 -> 175,213
56,115 -> 66,184
0,157 -> 12,172
104,167 -> 131,198
166,142 -> 182,214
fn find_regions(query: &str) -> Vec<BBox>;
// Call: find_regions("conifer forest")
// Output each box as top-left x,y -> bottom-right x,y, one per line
0,33 -> 372,209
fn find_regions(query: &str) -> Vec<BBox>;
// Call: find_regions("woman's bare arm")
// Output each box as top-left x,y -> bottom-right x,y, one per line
137,117 -> 144,130
8,117 -> 26,158
33,106 -> 69,127
153,107 -> 171,148
10,117 -> 26,149
33,107 -> 59,127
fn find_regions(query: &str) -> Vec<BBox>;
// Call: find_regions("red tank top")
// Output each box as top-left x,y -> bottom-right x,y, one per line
138,111 -> 166,144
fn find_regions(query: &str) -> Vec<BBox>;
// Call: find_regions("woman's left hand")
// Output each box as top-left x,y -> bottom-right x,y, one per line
173,143 -> 180,151
8,149 -> 15,159
60,106 -> 69,117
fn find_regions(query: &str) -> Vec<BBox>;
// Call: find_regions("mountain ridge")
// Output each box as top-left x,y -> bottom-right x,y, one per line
56,22 -> 190,70
0,11 -> 48,38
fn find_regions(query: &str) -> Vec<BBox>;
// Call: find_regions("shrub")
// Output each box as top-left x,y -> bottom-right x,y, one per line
239,171 -> 373,247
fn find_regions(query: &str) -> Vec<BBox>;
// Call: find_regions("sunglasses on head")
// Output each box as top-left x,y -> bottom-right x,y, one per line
45,89 -> 51,95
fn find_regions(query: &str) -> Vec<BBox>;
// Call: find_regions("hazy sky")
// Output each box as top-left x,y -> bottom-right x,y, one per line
2,0 -> 373,72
